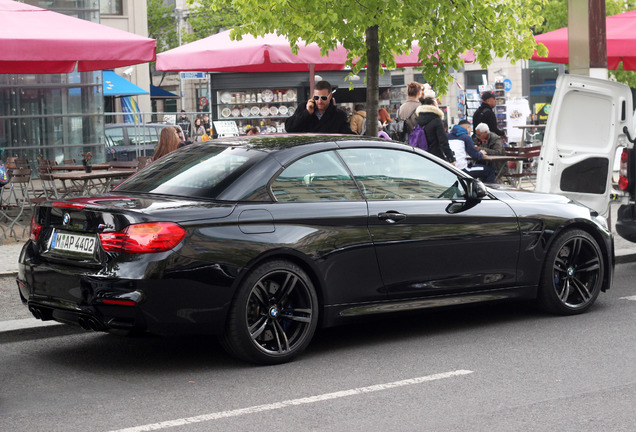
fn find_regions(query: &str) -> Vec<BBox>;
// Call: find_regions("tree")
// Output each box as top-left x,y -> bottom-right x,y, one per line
535,0 -> 636,88
200,0 -> 547,135
183,2 -> 242,44
147,0 -> 179,85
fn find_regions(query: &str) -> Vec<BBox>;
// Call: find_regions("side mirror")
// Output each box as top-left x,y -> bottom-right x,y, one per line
467,178 -> 487,200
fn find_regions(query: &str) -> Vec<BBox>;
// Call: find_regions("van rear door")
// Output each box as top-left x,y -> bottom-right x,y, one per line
535,74 -> 633,218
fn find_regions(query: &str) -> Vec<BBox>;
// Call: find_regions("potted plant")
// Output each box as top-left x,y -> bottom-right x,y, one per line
81,152 -> 92,173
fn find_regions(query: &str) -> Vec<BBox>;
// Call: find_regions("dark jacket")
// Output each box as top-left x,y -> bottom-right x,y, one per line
177,116 -> 192,139
415,105 -> 455,163
473,102 -> 505,137
285,100 -> 354,134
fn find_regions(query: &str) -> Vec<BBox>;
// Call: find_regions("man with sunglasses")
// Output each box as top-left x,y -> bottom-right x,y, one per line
285,80 -> 354,134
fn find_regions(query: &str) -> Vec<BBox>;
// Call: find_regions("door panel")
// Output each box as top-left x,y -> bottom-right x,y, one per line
535,74 -> 633,217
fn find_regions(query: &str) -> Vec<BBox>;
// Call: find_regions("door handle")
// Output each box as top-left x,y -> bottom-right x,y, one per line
378,211 -> 406,223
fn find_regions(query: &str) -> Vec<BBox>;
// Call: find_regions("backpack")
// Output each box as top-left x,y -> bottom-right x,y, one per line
408,124 -> 429,151
390,106 -> 419,142
360,117 -> 367,136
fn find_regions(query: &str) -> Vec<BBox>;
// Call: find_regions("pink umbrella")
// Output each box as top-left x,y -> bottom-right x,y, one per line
531,10 -> 636,70
0,0 -> 156,74
156,29 -> 474,72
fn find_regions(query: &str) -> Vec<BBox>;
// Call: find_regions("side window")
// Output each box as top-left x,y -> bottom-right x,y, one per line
271,151 -> 363,202
105,127 -> 125,147
338,148 -> 464,200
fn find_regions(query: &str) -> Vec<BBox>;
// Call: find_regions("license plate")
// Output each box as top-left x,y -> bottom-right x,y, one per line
51,231 -> 96,255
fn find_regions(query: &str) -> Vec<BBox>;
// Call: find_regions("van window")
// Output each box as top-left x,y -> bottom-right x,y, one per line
105,127 -> 125,147
130,126 -> 159,146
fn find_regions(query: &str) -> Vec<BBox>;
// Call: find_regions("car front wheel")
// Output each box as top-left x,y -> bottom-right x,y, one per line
538,229 -> 604,315
222,260 -> 319,365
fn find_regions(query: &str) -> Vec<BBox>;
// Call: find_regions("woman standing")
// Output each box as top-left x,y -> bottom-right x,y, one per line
378,108 -> 392,127
414,97 -> 455,163
153,127 -> 181,161
192,118 -> 206,142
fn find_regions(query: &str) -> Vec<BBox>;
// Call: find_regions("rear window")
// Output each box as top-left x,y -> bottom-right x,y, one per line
105,127 -> 125,147
115,144 -> 268,199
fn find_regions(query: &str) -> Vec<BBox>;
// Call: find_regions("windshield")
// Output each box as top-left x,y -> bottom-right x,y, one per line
115,144 -> 268,199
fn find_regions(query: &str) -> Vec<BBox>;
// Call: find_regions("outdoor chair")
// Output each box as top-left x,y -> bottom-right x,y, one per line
0,168 -> 33,242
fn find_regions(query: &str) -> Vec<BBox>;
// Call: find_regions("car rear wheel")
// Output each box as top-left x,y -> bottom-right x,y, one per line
221,260 -> 318,365
538,229 -> 604,315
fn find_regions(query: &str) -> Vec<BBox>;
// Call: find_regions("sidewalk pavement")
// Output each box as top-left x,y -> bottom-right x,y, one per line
2,202 -> 636,337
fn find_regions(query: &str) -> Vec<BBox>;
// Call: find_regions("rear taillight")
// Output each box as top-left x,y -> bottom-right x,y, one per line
30,214 -> 42,242
619,149 -> 629,191
99,222 -> 186,253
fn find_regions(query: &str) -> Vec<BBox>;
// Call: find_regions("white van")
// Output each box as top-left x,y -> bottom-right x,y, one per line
534,74 -> 636,242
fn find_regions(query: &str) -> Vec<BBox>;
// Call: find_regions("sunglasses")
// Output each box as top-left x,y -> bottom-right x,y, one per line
313,95 -> 330,101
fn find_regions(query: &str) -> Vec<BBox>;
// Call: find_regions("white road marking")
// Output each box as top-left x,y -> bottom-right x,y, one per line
619,295 -> 636,301
109,369 -> 473,432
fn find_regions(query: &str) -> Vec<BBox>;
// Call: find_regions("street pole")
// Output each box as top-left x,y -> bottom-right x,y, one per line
176,7 -> 185,110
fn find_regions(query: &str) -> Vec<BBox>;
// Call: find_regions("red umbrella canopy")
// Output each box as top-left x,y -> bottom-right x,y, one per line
0,0 -> 156,74
532,10 -> 636,70
156,29 -> 475,72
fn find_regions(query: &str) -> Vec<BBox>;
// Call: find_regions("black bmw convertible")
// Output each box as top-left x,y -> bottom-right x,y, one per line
17,135 -> 613,364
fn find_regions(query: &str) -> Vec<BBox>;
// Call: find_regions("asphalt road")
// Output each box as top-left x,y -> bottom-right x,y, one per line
1,264 -> 636,432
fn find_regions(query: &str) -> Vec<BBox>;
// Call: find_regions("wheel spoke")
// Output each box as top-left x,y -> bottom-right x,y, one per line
558,279 -> 571,302
252,282 -> 270,308
276,272 -> 298,304
248,316 -> 268,339
553,256 -> 568,273
577,257 -> 600,274
569,238 -> 583,262
273,319 -> 290,353
571,277 -> 592,302
281,307 -> 313,323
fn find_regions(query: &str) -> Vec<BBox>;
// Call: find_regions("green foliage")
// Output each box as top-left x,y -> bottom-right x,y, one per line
184,0 -> 242,43
204,0 -> 547,97
147,0 -> 178,53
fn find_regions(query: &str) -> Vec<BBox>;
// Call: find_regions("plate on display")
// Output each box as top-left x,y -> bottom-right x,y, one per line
220,92 -> 232,104
287,106 -> 296,115
269,106 -> 279,116
221,107 -> 231,118
231,108 -> 240,117
261,89 -> 274,103
241,107 -> 250,117
250,106 -> 260,116
286,90 -> 296,101
278,105 -> 288,115
260,106 -> 270,116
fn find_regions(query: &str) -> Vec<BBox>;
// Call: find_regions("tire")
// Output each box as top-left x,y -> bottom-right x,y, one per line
221,260 -> 319,365
537,229 -> 605,315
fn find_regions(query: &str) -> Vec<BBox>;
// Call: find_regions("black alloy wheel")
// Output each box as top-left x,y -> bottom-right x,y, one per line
222,260 -> 318,365
538,229 -> 604,315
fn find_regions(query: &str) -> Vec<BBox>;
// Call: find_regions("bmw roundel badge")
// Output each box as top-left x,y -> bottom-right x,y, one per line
63,213 -> 70,226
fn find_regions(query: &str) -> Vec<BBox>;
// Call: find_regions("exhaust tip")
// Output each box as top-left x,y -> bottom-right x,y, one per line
77,318 -> 91,331
29,306 -> 42,320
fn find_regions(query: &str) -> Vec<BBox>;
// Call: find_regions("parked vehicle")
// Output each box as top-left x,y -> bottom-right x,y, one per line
18,135 -> 613,364
104,123 -> 182,161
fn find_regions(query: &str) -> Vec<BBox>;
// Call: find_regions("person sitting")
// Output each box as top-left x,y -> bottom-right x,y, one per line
474,122 -> 506,175
447,120 -> 495,183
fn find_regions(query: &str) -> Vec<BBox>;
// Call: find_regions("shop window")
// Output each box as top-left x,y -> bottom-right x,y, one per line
465,70 -> 488,90
100,0 -> 123,15
391,75 -> 405,86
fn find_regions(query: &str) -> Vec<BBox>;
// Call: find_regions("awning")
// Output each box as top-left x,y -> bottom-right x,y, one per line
103,71 -> 148,96
150,85 -> 178,99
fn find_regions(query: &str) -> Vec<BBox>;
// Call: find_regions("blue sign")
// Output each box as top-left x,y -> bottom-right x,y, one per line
180,72 -> 208,80
503,78 -> 512,92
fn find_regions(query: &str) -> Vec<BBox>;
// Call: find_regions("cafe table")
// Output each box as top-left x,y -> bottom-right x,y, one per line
51,169 -> 137,196
480,154 -> 529,185
49,163 -> 111,172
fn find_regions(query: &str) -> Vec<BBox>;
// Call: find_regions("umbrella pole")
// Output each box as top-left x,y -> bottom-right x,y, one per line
309,64 -> 315,97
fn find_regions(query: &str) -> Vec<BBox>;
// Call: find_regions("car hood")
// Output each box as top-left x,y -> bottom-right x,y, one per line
67,194 -> 236,221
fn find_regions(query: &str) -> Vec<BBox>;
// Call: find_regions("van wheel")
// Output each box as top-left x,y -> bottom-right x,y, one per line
221,260 -> 318,365
538,229 -> 604,315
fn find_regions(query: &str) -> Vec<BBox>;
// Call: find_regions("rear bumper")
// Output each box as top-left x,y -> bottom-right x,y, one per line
616,204 -> 636,243
17,243 -> 237,336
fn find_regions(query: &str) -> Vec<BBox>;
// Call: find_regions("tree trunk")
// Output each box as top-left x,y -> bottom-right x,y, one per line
365,25 -> 379,137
